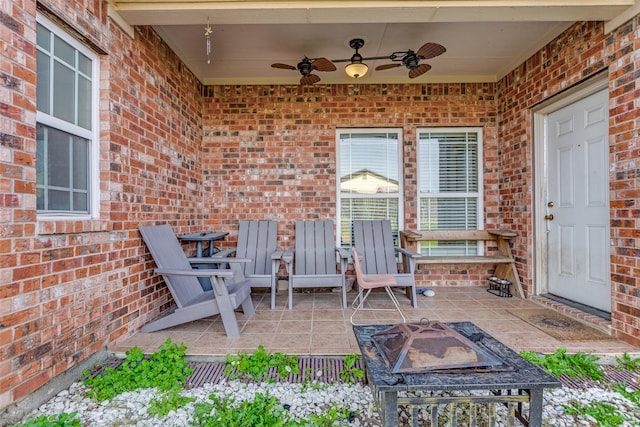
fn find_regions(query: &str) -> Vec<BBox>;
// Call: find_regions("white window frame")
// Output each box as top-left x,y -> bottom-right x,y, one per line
336,128 -> 404,247
416,127 -> 484,255
36,13 -> 100,220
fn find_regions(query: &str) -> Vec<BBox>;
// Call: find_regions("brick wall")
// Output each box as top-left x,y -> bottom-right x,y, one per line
497,18 -> 640,344
1,0 -> 639,415
606,16 -> 640,345
201,83 -> 500,284
0,0 -> 203,412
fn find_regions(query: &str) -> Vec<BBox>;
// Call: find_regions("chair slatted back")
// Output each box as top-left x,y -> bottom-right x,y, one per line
236,220 -> 277,276
352,220 -> 399,275
295,220 -> 337,275
139,225 -> 205,308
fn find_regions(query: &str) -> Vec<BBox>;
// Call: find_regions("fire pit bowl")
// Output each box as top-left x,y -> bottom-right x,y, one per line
371,319 -> 504,374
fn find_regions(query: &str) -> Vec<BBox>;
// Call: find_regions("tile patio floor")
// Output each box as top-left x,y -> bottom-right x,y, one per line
112,286 -> 639,359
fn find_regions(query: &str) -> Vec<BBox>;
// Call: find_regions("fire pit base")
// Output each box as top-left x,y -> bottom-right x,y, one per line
353,322 -> 561,427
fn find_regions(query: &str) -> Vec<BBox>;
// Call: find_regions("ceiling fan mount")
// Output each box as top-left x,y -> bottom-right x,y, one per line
349,38 -> 365,51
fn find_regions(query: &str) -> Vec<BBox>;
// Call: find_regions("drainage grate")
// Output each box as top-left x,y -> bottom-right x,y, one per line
186,356 -> 367,388
87,357 -> 639,391
558,365 -> 640,390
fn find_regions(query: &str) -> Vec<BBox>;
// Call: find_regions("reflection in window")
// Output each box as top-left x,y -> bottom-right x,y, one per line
337,130 -> 402,247
418,129 -> 483,255
36,14 -> 96,215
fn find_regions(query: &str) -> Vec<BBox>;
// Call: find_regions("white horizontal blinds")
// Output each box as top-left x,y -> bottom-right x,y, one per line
338,130 -> 401,247
418,130 -> 481,256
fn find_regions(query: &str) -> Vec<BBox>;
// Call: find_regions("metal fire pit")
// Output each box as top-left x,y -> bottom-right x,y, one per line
354,322 -> 562,427
371,319 -> 504,374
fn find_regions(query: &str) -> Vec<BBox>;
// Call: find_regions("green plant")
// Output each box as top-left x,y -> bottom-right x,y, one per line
615,352 -> 640,371
611,382 -> 640,405
83,338 -> 193,401
193,392 -> 297,427
9,412 -> 81,427
223,345 -> 299,382
147,388 -> 196,417
564,401 -> 627,427
306,402 -> 355,426
193,392 -> 354,427
338,354 -> 364,384
520,348 -> 604,381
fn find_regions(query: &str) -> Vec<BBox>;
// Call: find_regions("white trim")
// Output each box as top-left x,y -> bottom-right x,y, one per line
531,72 -> 609,295
605,2 -> 640,34
36,13 -> 101,220
108,2 -> 135,39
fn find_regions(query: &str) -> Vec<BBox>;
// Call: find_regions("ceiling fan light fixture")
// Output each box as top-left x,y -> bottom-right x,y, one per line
344,39 -> 369,79
345,61 -> 368,79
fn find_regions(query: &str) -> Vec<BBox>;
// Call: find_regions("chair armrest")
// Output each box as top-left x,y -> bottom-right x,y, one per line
395,247 -> 421,258
336,248 -> 350,259
188,257 -> 251,265
155,268 -> 234,278
212,248 -> 237,258
282,249 -> 294,264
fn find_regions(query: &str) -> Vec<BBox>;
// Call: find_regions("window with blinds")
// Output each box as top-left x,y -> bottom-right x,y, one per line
337,129 -> 402,247
418,128 -> 483,255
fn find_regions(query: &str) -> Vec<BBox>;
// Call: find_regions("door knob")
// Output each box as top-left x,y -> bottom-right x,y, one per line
544,214 -> 554,221
547,201 -> 554,208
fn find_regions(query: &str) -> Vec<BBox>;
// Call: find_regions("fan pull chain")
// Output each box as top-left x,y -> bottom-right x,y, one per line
204,18 -> 212,64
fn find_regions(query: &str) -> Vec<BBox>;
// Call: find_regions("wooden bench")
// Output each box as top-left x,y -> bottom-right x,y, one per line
399,229 -> 524,298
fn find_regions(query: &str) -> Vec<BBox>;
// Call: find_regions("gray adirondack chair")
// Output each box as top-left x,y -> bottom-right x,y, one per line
352,220 -> 421,308
139,224 -> 255,337
283,220 -> 349,310
216,220 -> 282,309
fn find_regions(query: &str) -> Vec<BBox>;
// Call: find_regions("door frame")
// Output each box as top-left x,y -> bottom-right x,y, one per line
531,72 -> 609,296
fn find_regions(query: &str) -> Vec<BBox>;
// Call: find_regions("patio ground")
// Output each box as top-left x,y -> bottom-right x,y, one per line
112,286 -> 639,359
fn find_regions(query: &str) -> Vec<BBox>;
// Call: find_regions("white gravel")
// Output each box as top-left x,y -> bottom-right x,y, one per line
19,379 -> 639,426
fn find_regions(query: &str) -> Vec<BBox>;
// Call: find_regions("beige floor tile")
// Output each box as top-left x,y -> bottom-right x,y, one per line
249,310 -> 284,321
288,298 -> 315,310
311,333 -> 351,349
270,333 -> 311,350
278,320 -> 312,334
311,347 -> 354,356
313,309 -> 346,321
117,287 -> 640,359
241,320 -> 279,334
281,310 -> 313,321
269,347 -> 311,355
314,294 -> 346,310
312,320 -> 348,334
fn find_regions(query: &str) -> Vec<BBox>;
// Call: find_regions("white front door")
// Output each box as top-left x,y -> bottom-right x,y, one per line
546,88 -> 611,312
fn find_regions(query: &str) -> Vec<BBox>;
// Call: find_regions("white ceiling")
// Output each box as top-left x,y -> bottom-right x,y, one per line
110,1 -> 639,85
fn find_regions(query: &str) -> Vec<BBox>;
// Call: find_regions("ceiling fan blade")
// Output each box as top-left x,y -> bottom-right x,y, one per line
416,42 -> 446,59
271,63 -> 296,70
375,63 -> 402,71
409,64 -> 431,79
300,74 -> 321,85
311,57 -> 336,72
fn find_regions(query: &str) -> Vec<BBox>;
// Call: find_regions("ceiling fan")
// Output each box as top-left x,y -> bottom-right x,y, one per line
271,57 -> 336,85
334,38 -> 446,79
